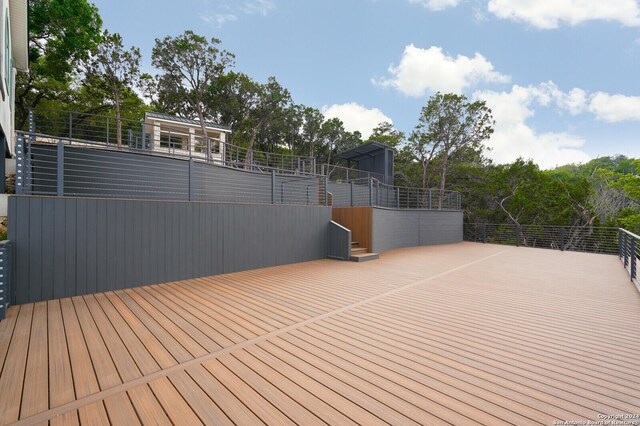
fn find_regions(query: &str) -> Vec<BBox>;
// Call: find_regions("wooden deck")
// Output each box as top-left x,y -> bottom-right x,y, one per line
1,242 -> 639,425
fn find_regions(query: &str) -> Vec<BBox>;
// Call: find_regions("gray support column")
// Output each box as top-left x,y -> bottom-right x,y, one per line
271,169 -> 276,204
188,158 -> 194,201
350,181 -> 355,206
57,141 -> 64,196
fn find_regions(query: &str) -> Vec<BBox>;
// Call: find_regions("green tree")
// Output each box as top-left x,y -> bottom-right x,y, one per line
367,122 -> 405,149
85,31 -> 142,146
15,0 -> 102,128
409,93 -> 494,202
151,30 -> 234,141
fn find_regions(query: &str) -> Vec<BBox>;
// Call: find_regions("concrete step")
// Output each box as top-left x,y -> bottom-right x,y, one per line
350,253 -> 379,262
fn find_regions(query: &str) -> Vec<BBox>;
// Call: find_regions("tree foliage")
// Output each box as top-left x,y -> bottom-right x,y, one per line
85,31 -> 142,145
16,0 -> 103,127
151,30 -> 234,139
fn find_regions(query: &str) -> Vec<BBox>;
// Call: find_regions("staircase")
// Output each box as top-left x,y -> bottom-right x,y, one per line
350,241 -> 379,262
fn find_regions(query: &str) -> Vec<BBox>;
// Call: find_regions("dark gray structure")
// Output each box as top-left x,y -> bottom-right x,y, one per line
371,208 -> 463,253
327,221 -> 351,260
8,196 -> 331,305
336,142 -> 395,185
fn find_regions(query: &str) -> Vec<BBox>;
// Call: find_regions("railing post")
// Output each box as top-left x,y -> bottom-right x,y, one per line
560,227 -> 565,251
396,187 -> 400,209
350,181 -> 355,207
624,233 -> 629,268
188,158 -> 194,201
428,189 -> 432,209
631,237 -> 637,281
69,112 -> 73,139
57,141 -> 64,196
106,117 -> 110,144
206,137 -> 211,162
482,224 -> 487,243
515,225 -> 520,247
369,179 -> 373,206
323,176 -> 328,206
28,109 -> 35,134
271,169 -> 276,204
15,134 -> 24,195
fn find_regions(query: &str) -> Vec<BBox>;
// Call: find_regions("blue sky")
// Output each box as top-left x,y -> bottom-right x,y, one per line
92,0 -> 640,168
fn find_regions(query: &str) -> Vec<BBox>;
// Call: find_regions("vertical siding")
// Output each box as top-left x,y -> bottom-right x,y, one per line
8,196 -> 331,305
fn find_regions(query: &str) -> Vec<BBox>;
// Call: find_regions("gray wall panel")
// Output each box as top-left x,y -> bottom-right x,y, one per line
8,196 -> 331,304
371,208 -> 463,253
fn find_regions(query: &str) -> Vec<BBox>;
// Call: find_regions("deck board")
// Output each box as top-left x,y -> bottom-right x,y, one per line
2,242 -> 640,425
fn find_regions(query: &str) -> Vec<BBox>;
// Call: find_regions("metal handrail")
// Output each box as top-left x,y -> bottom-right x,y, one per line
26,108 -> 317,175
619,228 -> 639,284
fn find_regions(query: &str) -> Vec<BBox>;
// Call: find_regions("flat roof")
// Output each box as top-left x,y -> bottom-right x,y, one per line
145,111 -> 231,133
336,141 -> 394,161
9,0 -> 29,71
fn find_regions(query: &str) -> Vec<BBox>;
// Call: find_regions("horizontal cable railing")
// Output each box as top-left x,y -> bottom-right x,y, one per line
319,163 -> 385,183
15,133 -> 328,206
463,223 -> 619,254
619,229 -> 639,284
328,178 -> 461,210
27,109 -> 317,175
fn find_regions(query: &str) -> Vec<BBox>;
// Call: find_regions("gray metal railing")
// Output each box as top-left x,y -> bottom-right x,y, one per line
16,133 -> 328,206
619,228 -> 639,284
329,177 -> 461,210
0,240 -> 11,320
27,109 -> 317,175
464,223 -> 619,254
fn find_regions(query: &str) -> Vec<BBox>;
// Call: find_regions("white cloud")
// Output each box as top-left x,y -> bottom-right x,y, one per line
475,84 -> 591,168
409,0 -> 461,11
241,0 -> 276,16
321,103 -> 392,139
200,13 -> 238,27
589,92 -> 640,122
373,45 -> 510,97
487,0 -> 640,29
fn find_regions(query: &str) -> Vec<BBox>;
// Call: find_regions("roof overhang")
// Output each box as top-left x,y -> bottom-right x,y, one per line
336,141 -> 395,161
146,116 -> 232,133
9,0 -> 29,71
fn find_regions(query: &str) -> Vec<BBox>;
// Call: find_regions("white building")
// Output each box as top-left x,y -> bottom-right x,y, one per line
144,111 -> 231,164
0,0 -> 28,158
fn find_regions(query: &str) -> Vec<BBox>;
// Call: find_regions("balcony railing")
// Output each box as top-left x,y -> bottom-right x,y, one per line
619,228 -> 639,284
26,109 -> 317,175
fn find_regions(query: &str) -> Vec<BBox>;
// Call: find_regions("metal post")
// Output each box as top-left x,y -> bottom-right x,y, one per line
271,170 -> 276,204
28,109 -> 35,133
281,182 -> 284,204
631,237 -> 637,280
107,117 -> 110,144
57,141 -> 64,196
206,138 -> 211,162
396,188 -> 400,209
188,158 -> 194,201
306,185 -> 310,205
323,176 -> 328,206
15,134 -> 24,195
560,227 -> 565,251
428,189 -> 432,209
69,112 -> 73,139
482,224 -> 487,243
346,168 -> 349,182
350,181 -> 355,207
516,225 -> 521,247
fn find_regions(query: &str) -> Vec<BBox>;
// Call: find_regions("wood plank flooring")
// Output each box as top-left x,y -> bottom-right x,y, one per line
1,242 -> 639,425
